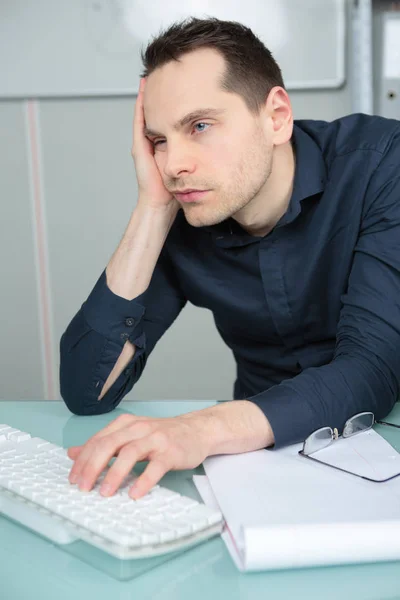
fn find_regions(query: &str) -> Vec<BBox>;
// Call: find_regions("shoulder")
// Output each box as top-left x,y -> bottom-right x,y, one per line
294,113 -> 400,164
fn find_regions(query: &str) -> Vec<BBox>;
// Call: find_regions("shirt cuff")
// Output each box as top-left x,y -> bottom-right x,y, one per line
82,269 -> 146,342
247,384 -> 316,450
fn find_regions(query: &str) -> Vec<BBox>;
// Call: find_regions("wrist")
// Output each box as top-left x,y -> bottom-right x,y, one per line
136,199 -> 179,220
184,400 -> 275,456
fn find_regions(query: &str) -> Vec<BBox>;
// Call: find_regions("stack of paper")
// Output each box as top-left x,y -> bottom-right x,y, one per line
193,430 -> 400,571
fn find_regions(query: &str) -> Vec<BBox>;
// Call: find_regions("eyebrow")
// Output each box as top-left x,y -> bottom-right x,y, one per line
144,108 -> 226,138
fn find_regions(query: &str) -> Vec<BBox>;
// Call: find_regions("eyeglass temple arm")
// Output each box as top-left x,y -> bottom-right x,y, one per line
376,420 -> 400,429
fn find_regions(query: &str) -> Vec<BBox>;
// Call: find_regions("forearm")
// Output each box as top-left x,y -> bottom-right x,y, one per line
99,201 -> 178,397
184,400 -> 275,456
246,351 -> 398,449
60,203 -> 185,413
106,201 -> 178,300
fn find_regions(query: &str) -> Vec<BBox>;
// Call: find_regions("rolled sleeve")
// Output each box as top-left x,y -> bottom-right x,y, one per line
82,269 -> 146,342
59,270 -> 148,415
60,246 -> 187,415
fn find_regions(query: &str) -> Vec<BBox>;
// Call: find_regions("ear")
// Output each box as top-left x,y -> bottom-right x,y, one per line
264,86 -> 293,146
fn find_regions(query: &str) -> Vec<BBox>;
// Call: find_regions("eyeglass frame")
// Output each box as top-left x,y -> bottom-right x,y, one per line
299,411 -> 400,483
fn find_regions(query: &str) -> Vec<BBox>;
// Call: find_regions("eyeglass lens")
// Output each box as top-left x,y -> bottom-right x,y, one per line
342,412 -> 374,438
303,426 -> 333,455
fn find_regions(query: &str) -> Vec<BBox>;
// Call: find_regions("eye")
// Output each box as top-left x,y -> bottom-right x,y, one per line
152,139 -> 165,148
193,122 -> 210,133
152,122 -> 211,148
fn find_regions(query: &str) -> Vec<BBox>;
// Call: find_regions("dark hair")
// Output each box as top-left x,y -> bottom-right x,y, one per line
140,17 -> 285,115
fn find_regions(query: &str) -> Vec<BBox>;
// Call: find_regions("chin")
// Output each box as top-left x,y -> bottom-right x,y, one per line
183,209 -> 222,229
182,198 -> 235,228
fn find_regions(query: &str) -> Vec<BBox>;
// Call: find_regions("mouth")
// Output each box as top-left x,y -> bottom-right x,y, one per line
174,190 -> 210,203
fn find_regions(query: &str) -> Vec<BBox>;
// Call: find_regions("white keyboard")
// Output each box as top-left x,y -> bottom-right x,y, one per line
0,424 -> 224,559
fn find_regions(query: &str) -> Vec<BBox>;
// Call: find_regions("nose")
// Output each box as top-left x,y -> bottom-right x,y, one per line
162,143 -> 196,179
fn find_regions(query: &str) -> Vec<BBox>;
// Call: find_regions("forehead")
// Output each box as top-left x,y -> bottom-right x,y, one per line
143,48 -> 238,125
145,47 -> 225,101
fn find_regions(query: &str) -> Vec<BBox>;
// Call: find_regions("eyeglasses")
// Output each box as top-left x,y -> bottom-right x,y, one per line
299,412 -> 400,482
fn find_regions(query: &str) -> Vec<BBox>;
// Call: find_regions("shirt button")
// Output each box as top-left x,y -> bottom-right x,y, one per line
125,317 -> 135,327
120,332 -> 130,342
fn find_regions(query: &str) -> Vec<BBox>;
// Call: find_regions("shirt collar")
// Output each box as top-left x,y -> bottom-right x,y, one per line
278,123 -> 327,227
202,122 -> 327,247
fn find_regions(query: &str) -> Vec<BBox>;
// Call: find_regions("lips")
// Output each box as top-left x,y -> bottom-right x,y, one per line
175,190 -> 209,202
173,189 -> 204,194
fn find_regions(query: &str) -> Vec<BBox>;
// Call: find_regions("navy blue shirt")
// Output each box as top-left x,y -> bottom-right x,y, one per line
60,113 -> 400,449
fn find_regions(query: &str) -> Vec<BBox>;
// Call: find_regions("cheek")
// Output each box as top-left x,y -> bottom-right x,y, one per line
204,138 -> 241,174
152,134 -> 246,178
214,143 -> 250,184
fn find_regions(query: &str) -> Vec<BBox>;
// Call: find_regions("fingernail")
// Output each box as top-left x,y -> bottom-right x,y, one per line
78,478 -> 89,491
100,484 -> 112,496
69,474 -> 78,484
129,484 -> 139,499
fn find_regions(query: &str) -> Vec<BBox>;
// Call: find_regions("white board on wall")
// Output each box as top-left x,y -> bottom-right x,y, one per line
0,0 -> 346,98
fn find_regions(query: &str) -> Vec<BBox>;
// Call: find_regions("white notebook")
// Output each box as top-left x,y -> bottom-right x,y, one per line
194,430 -> 400,571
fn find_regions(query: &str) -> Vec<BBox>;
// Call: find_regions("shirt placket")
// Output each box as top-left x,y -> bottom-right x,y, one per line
258,231 -> 303,349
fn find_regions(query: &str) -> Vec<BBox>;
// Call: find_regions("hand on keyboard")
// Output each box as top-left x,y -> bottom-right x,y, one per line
0,423 -> 224,559
68,412 -> 213,500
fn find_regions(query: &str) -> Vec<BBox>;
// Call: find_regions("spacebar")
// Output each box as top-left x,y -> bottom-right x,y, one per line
0,489 -> 77,545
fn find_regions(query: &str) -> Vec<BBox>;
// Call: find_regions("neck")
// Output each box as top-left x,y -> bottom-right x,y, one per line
233,140 -> 296,238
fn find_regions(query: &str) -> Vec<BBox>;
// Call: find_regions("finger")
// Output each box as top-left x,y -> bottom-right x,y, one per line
129,457 -> 170,500
69,415 -> 152,484
132,77 -> 147,153
89,413 -> 136,440
92,423 -> 159,495
68,445 -> 119,464
74,428 -> 138,492
99,438 -> 154,497
67,446 -> 83,460
70,428 -> 136,491
133,79 -> 144,139
68,414 -> 135,483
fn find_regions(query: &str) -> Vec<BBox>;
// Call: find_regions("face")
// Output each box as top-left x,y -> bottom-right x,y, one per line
143,48 -> 276,228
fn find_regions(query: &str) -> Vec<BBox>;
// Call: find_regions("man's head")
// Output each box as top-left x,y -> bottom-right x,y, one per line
141,17 -> 294,232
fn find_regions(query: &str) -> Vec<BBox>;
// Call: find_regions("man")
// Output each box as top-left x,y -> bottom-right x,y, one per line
60,17 -> 400,501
